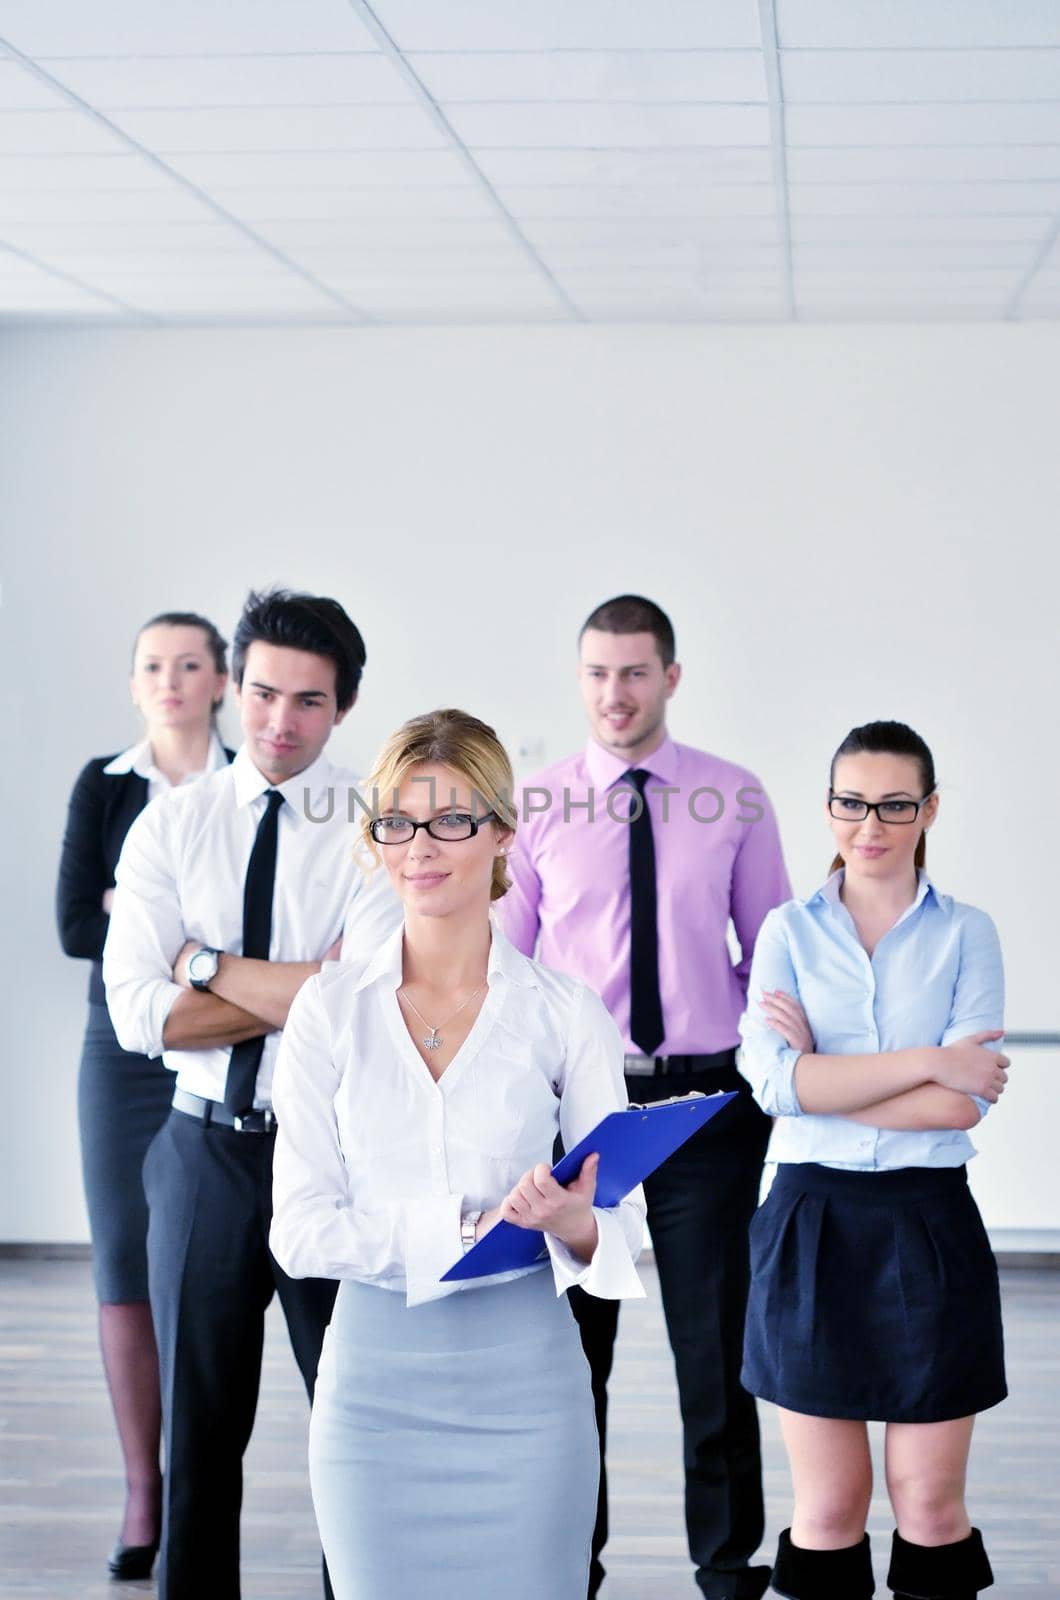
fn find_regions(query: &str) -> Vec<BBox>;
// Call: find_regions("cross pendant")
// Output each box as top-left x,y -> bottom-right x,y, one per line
423,1032 -> 441,1051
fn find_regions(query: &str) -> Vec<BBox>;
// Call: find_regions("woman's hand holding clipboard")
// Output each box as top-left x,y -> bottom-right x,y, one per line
442,1090 -> 737,1283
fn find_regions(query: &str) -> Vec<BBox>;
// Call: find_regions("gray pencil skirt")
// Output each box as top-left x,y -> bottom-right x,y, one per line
309,1268 -> 599,1600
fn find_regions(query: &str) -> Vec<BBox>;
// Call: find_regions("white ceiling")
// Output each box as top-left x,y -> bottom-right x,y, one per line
1,0 -> 1059,324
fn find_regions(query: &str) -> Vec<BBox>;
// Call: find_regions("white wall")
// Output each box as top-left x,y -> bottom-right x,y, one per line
1,322 -> 1057,1244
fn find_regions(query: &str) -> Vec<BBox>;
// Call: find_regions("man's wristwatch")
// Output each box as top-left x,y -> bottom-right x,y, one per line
187,946 -> 222,992
460,1211 -> 482,1254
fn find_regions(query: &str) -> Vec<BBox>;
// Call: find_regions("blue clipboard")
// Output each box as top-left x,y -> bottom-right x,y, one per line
441,1089 -> 737,1283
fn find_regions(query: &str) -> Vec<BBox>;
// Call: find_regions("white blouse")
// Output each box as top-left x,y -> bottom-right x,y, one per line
270,924 -> 646,1308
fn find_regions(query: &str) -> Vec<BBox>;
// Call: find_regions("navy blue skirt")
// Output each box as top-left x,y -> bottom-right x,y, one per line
741,1163 -> 1007,1423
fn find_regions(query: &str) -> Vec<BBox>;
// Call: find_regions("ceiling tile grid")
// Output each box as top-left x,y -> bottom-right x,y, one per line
0,1 -> 1056,324
38,53 -> 417,109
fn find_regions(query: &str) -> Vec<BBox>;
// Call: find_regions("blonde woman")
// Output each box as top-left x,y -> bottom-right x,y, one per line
270,709 -> 646,1600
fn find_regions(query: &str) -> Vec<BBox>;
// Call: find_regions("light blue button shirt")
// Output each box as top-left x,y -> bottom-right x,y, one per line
737,871 -> 1004,1171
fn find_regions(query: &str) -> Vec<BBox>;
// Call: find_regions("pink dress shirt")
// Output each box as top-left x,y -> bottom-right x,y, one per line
499,735 -> 792,1055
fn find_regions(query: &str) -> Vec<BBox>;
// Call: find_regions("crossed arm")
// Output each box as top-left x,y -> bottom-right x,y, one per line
102,803 -> 343,1056
739,904 -> 1008,1133
162,941 -> 342,1049
758,988 -> 1008,1131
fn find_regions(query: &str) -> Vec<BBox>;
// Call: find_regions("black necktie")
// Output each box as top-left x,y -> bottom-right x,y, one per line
223,788 -> 284,1115
626,769 -> 664,1056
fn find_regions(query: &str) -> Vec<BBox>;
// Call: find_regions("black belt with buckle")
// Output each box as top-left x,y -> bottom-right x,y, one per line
172,1086 -> 277,1134
623,1048 -> 738,1078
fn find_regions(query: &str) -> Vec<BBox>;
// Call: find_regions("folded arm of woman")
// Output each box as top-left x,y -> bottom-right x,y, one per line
844,1084 -> 981,1131
739,911 -> 1007,1123
761,989 -> 1005,1120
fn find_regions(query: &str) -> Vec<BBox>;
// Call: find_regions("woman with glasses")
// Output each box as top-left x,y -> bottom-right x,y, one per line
737,720 -> 1006,1600
269,708 -> 646,1600
55,611 -> 231,1580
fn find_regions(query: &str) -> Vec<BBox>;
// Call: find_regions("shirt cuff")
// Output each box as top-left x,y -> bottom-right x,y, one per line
404,1192 -> 463,1308
970,1093 -> 991,1121
108,978 -> 183,1059
544,1207 -> 646,1301
149,980 -> 184,1058
771,1045 -> 805,1117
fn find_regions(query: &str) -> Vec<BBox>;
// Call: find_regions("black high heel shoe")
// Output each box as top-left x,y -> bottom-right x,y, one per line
107,1537 -> 159,1581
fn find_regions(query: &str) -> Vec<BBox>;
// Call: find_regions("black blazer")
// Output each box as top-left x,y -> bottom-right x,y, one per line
56,750 -> 235,1003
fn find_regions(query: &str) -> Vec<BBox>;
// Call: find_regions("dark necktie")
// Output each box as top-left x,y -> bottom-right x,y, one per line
625,768 -> 664,1056
223,788 -> 284,1115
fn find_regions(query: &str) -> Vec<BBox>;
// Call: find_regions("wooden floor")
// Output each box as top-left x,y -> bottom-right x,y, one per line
1,1259 -> 1057,1598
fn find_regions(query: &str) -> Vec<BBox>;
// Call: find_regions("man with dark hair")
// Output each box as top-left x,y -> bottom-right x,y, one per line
499,594 -> 791,1600
232,588 -> 366,714
104,588 -> 400,1599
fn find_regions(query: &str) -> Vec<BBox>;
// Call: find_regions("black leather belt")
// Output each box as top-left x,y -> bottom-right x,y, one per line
172,1087 -> 277,1134
623,1048 -> 738,1077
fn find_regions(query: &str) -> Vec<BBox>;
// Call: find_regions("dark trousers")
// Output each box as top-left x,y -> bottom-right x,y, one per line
143,1110 -> 338,1600
570,1067 -> 772,1600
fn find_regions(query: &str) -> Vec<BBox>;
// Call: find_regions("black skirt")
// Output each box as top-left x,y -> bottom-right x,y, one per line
741,1163 -> 1007,1423
78,1002 -> 175,1303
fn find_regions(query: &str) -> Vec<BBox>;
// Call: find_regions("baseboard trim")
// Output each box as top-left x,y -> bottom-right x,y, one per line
1,1241 -> 1057,1268
988,1227 -> 1060,1259
0,1242 -> 92,1260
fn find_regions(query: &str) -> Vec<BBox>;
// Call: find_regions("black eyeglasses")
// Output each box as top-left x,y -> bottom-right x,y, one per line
828,792 -> 934,825
370,811 -> 495,845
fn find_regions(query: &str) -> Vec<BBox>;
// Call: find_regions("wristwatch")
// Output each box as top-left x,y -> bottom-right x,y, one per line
460,1211 -> 482,1254
187,946 -> 222,992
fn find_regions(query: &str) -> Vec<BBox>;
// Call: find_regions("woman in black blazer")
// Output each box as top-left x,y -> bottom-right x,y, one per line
56,611 -> 232,1581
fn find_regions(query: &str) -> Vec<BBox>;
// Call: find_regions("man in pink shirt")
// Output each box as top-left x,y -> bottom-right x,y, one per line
499,595 -> 791,1600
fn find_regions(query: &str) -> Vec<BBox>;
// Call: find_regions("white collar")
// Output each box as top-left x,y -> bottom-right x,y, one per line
103,732 -> 228,783
230,744 -> 336,820
349,919 -> 542,995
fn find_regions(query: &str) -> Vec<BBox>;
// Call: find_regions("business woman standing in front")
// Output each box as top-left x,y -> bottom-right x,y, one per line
738,720 -> 1007,1600
55,611 -> 231,1581
270,708 -> 646,1600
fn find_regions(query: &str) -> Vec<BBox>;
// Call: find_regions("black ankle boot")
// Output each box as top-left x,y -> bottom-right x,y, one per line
887,1528 -> 993,1598
771,1527 -> 875,1599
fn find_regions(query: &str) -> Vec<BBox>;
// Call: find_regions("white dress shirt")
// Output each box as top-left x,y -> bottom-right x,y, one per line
103,745 -> 402,1106
269,924 -> 647,1308
102,732 -> 230,800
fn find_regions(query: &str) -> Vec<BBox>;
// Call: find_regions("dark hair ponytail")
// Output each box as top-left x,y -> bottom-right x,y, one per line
133,611 -> 229,711
828,720 -> 936,876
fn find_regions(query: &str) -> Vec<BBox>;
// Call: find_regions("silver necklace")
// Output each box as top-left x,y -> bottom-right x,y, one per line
399,984 -> 485,1052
